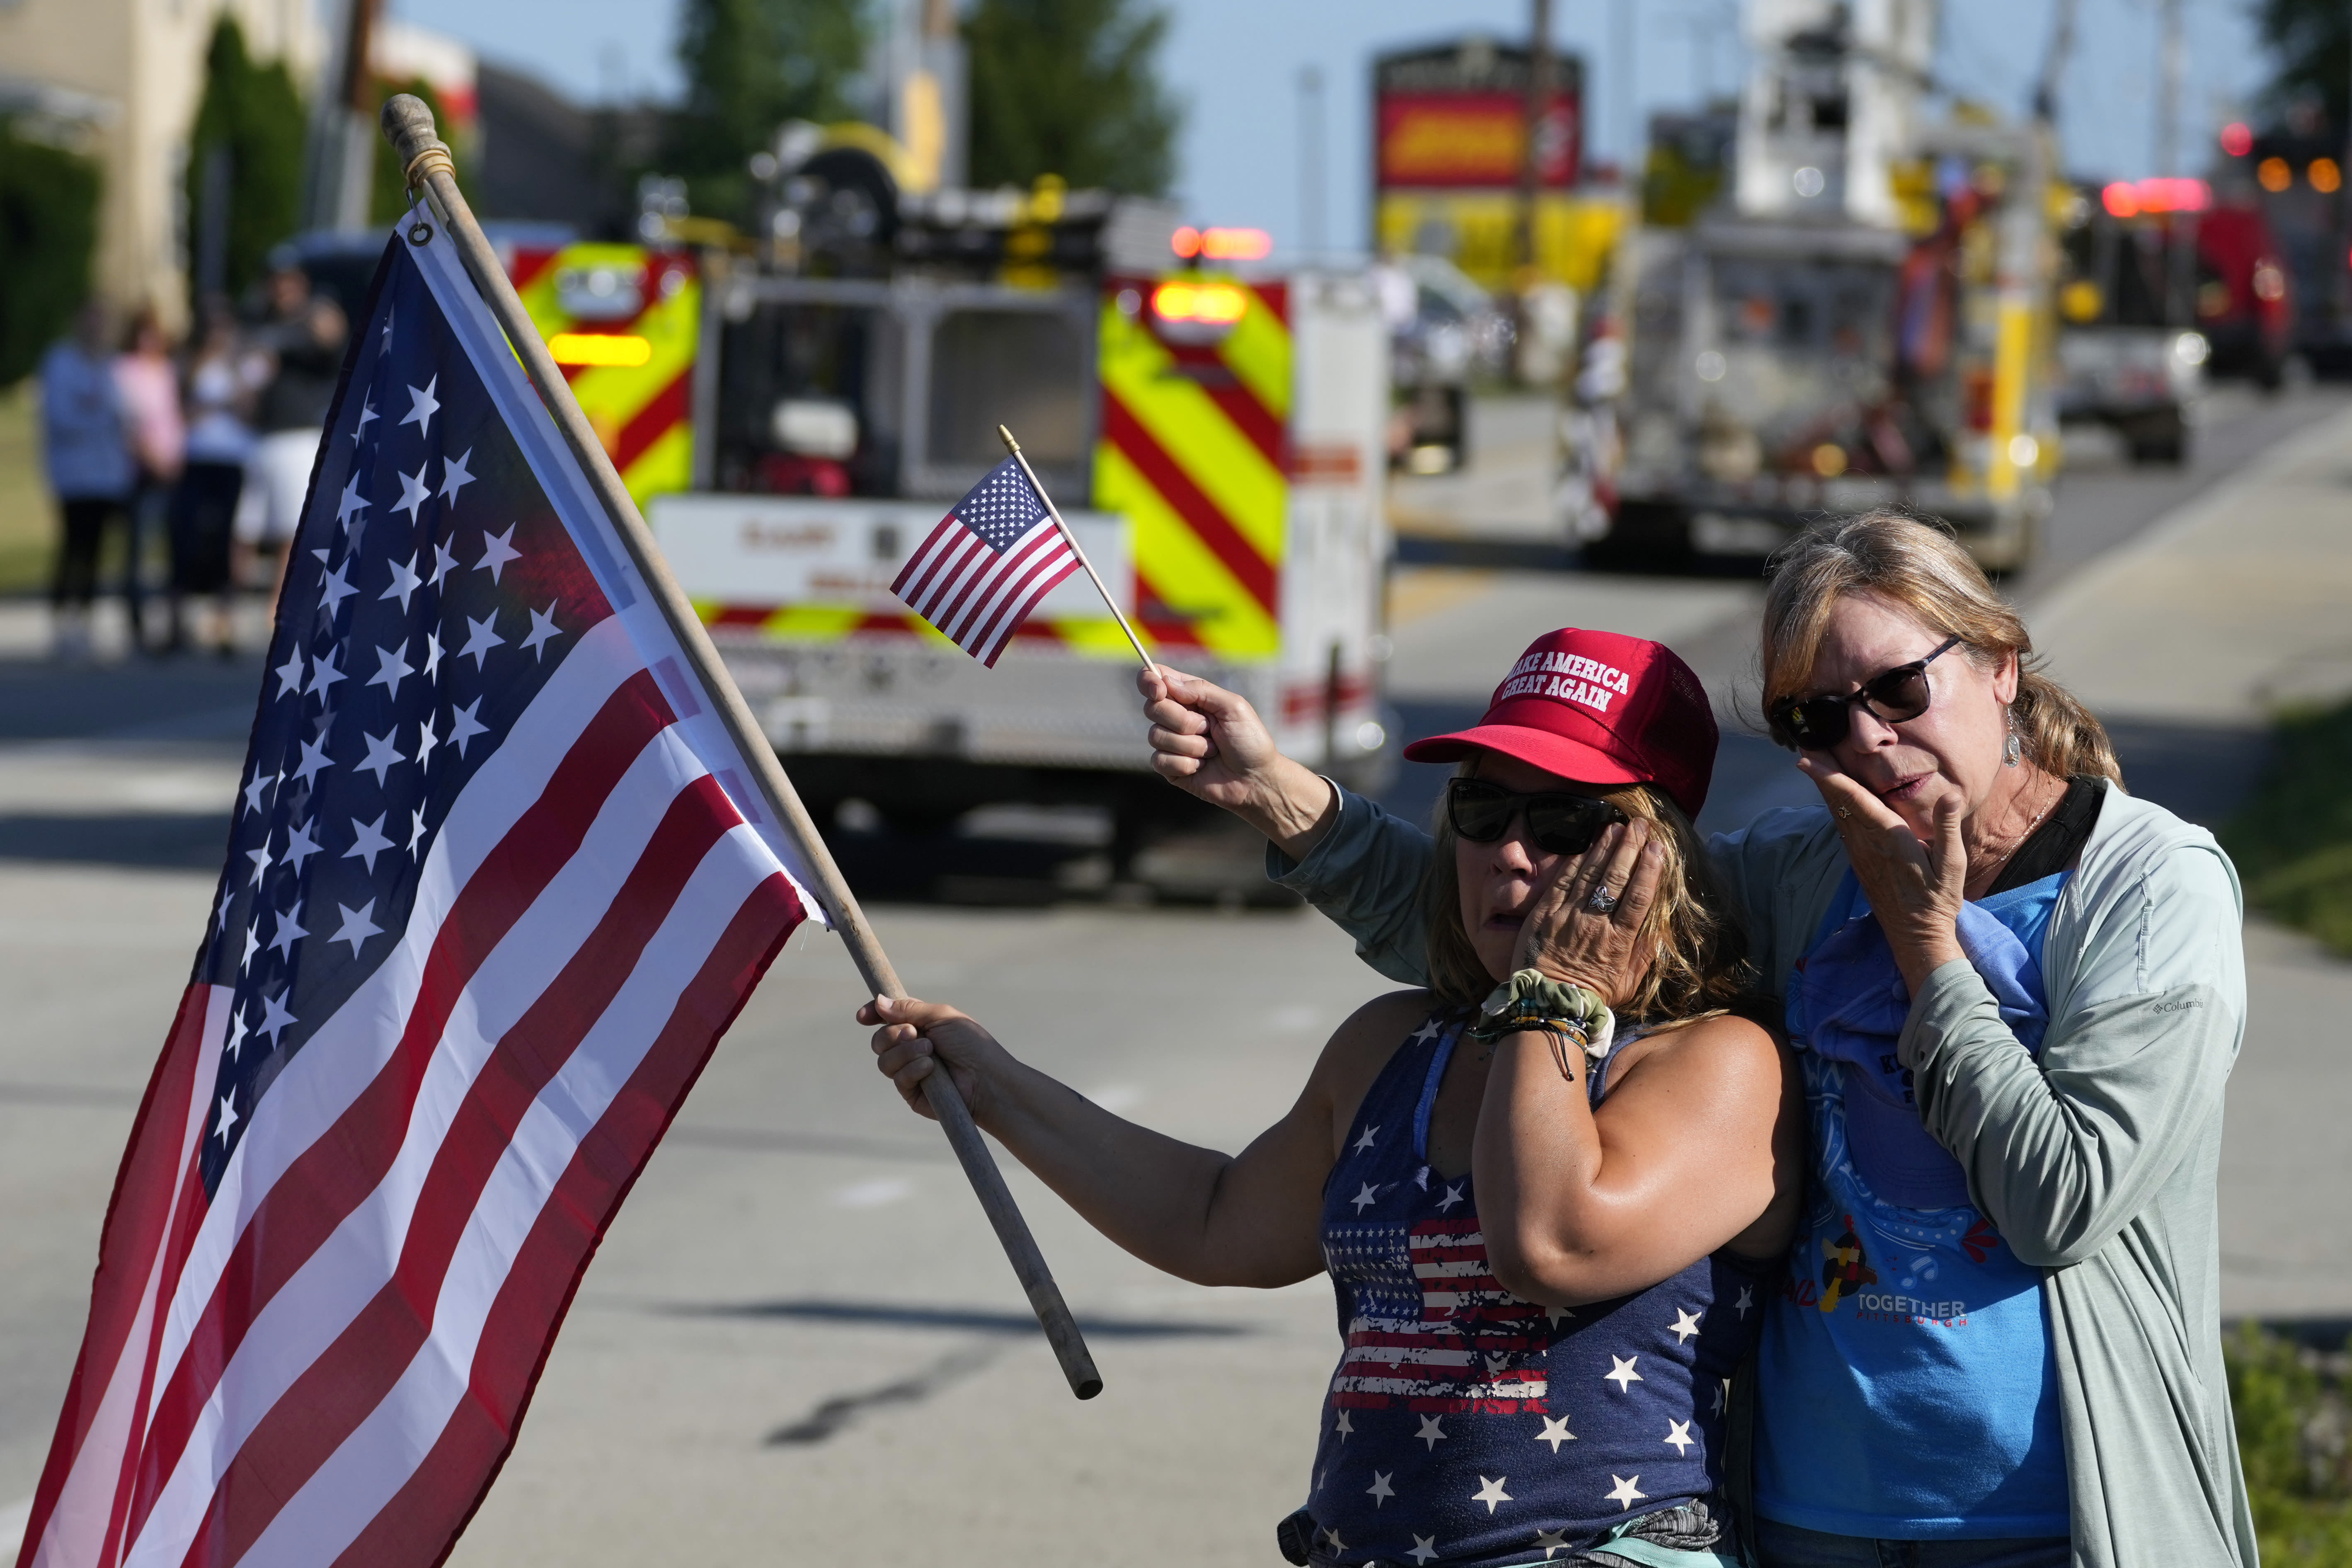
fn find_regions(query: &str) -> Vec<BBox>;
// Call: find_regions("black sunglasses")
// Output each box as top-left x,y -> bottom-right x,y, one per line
1446,777 -> 1628,856
1768,634 -> 1964,751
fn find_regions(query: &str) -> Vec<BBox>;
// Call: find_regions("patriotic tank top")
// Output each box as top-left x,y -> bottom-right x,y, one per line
1304,1009 -> 1768,1568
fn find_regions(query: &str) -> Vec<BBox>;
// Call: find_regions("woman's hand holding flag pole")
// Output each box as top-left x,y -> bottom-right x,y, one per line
382,95 -> 1102,1401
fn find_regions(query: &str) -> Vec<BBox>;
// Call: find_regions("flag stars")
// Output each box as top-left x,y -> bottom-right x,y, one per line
1664,1419 -> 1695,1456
351,393 -> 377,446
520,601 -> 564,661
241,766 -> 277,818
1534,1527 -> 1570,1561
307,647 -> 347,702
1353,1125 -> 1379,1153
245,836 -> 273,889
1415,1415 -> 1447,1451
240,920 -> 259,973
475,523 -> 522,584
1536,1415 -> 1575,1452
283,817 -> 322,875
422,628 -> 444,680
268,899 -> 306,960
256,987 -> 296,1047
1334,1409 -> 1353,1441
393,464 -> 432,525
400,375 -> 441,439
448,697 -> 491,758
1473,1475 -> 1512,1514
1349,1181 -> 1379,1214
331,899 -> 383,958
274,647 -> 305,700
1734,1284 -> 1754,1319
1407,1535 -> 1439,1566
1605,1355 -> 1643,1392
366,643 -> 416,700
337,473 -> 369,531
317,559 -> 356,619
356,730 -> 405,786
1365,1471 -> 1394,1507
1669,1308 -> 1703,1345
1606,1475 -> 1647,1511
1437,1180 -> 1466,1213
223,1005 -> 248,1061
345,812 -> 396,874
429,536 -> 459,588
214,1091 -> 238,1144
292,734 -> 334,788
380,555 -> 424,613
413,713 -> 440,771
407,808 -> 430,859
439,448 -> 475,506
458,612 -> 505,671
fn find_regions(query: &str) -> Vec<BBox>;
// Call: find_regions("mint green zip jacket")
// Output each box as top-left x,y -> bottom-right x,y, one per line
1270,780 -> 2258,1568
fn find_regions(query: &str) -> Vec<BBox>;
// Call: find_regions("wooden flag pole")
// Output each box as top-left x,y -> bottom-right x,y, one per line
382,96 -> 1103,1401
996,426 -> 1154,673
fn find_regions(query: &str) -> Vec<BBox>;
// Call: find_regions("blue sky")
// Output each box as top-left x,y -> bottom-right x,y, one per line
390,0 -> 2275,252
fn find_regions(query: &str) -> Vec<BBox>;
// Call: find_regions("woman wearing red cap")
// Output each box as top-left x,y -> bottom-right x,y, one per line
1136,512 -> 2252,1568
863,625 -> 1802,1568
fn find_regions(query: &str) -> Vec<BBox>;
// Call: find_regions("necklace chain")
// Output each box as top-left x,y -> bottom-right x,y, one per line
1977,774 -> 2062,882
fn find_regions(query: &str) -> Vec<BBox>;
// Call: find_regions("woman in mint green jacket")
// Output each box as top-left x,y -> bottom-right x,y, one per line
1138,513 -> 2255,1568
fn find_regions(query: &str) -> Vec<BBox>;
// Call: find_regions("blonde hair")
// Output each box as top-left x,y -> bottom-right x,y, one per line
1760,510 -> 2123,786
1419,761 -> 1751,1023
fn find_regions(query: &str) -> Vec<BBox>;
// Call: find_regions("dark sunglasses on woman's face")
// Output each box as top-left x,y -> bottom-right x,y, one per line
1446,777 -> 1629,856
1767,634 -> 1964,752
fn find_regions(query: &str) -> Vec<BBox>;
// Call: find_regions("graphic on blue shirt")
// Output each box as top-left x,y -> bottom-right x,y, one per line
1754,871 -> 2073,1541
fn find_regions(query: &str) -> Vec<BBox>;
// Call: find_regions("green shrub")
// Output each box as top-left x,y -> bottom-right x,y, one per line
0,119 -> 102,389
2227,1323 -> 2352,1566
2224,698 -> 2352,955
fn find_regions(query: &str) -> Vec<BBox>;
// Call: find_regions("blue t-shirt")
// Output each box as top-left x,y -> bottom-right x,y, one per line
1753,870 -> 2071,1540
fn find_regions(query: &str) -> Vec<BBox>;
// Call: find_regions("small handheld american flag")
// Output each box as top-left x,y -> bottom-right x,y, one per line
891,437 -> 1151,669
890,456 -> 1080,665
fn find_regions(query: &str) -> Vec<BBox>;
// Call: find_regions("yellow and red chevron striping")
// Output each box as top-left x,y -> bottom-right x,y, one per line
508,244 -> 699,510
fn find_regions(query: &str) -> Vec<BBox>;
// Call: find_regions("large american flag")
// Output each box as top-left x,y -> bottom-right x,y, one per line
17,214 -> 823,1568
889,456 -> 1080,666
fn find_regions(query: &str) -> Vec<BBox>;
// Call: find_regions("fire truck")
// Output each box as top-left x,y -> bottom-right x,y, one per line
499,145 -> 1393,871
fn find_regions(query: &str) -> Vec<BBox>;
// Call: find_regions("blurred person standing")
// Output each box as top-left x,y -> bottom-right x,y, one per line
170,301 -> 265,656
38,303 -> 135,661
115,307 -> 186,654
235,259 -> 346,603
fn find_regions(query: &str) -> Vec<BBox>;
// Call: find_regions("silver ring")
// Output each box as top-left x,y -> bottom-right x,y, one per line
1585,885 -> 1620,915
1834,806 -> 1853,820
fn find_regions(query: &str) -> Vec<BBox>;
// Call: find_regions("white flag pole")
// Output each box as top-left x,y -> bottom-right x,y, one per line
996,425 -> 1155,674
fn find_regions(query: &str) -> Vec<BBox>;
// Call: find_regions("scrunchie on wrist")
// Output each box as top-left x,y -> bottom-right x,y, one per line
1465,969 -> 1616,1060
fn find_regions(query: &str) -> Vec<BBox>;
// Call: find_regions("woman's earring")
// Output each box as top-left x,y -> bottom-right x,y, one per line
2003,730 -> 2022,767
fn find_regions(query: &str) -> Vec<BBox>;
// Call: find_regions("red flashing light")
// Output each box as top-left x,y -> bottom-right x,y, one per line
2220,122 -> 2254,158
1168,224 -> 1272,262
2102,177 -> 2211,218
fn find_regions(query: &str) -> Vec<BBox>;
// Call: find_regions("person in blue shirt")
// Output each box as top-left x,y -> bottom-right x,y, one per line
38,303 -> 136,662
1132,513 -> 2255,1568
864,629 -> 1804,1568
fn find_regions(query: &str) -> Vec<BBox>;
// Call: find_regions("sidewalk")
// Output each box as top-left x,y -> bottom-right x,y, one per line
2027,401 -> 2352,1323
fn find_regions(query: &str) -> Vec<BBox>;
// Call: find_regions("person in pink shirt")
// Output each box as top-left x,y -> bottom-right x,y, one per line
114,307 -> 185,655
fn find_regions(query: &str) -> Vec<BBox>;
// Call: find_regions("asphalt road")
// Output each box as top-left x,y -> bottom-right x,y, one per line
1,382 -> 2346,1562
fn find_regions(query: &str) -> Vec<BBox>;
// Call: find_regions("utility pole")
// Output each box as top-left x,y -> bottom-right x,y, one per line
1518,0 -> 1553,279
2157,0 -> 2189,326
1615,0 -> 1639,179
302,0 -> 382,230
1299,65 -> 1327,256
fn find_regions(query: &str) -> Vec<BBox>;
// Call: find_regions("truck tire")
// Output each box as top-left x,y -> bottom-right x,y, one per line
2126,409 -> 2187,467
1582,501 -> 1692,572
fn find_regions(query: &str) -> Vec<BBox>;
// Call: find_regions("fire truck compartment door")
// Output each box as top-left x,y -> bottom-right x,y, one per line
649,493 -> 1133,619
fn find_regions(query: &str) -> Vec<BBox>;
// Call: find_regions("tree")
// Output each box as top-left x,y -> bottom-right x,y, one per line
183,18 -> 306,310
666,0 -> 870,222
964,0 -> 1181,195
2257,0 -> 2351,133
0,120 -> 102,387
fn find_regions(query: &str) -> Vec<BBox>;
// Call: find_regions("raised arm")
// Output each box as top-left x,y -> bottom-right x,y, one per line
1475,1011 -> 1802,1305
861,991 -> 1427,1288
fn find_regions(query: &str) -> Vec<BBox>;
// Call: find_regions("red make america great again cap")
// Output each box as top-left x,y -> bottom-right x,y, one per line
1402,627 -> 1718,819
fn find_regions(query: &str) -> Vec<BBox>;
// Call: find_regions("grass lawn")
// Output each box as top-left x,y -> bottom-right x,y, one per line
2224,698 -> 2352,956
2229,1323 -> 2352,1566
0,382 -> 58,595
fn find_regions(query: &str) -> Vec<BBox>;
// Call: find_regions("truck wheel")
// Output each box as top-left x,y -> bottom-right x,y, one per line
2127,410 -> 2187,467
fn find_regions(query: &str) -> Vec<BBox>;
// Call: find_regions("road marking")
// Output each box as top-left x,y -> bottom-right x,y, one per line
830,1175 -> 915,1209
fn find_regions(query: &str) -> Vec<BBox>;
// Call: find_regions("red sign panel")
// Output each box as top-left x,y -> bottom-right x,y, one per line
1377,91 -> 1580,189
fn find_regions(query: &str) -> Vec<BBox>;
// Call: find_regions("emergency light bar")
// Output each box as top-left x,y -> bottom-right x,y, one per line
1171,225 -> 1273,262
2101,179 -> 2211,218
548,332 -> 655,368
1151,281 -> 1250,325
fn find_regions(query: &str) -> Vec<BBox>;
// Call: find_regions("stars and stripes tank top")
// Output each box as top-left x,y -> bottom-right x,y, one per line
1302,1008 -> 1768,1568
